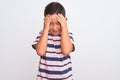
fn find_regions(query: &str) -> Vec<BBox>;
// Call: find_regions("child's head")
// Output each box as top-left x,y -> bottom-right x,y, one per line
44,2 -> 67,36
44,2 -> 66,17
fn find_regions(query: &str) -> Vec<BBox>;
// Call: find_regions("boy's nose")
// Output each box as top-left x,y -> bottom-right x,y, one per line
53,26 -> 57,30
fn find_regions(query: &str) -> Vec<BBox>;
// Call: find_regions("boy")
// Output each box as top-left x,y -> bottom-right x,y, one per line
32,2 -> 75,80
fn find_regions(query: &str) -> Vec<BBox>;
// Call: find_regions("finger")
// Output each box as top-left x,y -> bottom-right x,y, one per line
45,15 -> 51,21
58,14 -> 65,18
56,16 -> 62,23
57,14 -> 62,20
57,15 -> 65,23
45,15 -> 51,19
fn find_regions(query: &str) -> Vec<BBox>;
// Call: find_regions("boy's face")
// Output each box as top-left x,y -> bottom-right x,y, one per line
49,14 -> 62,35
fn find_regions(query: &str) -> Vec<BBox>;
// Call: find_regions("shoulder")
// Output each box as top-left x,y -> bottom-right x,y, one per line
39,30 -> 43,34
68,32 -> 74,36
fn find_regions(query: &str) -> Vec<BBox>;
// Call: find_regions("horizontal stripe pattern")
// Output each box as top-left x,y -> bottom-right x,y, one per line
40,62 -> 72,71
32,30 -> 75,80
39,61 -> 72,67
40,57 -> 71,67
41,55 -> 70,61
46,51 -> 62,54
39,67 -> 72,74
37,74 -> 72,80
45,52 -> 64,58
47,43 -> 61,49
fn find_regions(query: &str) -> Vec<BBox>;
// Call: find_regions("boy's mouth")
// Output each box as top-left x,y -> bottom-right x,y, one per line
51,31 -> 60,36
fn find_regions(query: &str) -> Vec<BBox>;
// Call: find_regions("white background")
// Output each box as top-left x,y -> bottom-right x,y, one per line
0,0 -> 120,80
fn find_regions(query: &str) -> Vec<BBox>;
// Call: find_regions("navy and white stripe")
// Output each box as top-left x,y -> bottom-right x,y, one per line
32,30 -> 75,80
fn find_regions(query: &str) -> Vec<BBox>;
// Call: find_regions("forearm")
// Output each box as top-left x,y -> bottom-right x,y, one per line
36,29 -> 48,56
61,27 -> 73,55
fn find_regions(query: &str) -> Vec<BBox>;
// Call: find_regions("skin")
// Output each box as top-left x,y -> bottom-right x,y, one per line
35,14 -> 73,56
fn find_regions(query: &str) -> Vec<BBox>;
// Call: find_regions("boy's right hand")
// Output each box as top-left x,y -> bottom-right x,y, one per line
43,15 -> 51,31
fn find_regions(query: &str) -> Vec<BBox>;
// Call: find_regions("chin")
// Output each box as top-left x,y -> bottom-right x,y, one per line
52,32 -> 60,36
53,33 -> 59,36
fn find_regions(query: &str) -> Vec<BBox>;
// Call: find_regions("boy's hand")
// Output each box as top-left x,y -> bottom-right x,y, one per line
43,15 -> 51,31
56,14 -> 67,29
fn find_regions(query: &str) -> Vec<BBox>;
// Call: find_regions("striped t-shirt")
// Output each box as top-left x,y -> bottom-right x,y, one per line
32,30 -> 75,80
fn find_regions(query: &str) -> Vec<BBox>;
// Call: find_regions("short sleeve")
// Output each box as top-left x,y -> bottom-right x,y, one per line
69,32 -> 75,52
32,31 -> 42,50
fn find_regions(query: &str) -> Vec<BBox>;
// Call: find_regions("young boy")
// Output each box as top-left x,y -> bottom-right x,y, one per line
32,2 -> 75,80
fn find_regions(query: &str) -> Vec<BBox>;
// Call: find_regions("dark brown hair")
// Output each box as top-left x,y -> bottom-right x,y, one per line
44,2 -> 66,17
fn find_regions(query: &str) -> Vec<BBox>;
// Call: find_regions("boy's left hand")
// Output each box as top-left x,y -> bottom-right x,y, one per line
56,14 -> 67,29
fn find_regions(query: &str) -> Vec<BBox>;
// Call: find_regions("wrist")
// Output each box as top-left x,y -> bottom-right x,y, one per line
61,23 -> 67,28
43,29 -> 49,33
43,27 -> 49,31
62,26 -> 68,31
62,27 -> 69,34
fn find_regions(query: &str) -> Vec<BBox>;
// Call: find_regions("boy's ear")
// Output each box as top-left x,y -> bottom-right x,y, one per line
43,17 -> 46,20
66,17 -> 68,21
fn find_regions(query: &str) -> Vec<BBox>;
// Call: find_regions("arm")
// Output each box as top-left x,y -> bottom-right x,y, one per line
57,14 -> 73,55
61,27 -> 73,55
35,15 -> 51,56
35,30 -> 48,56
